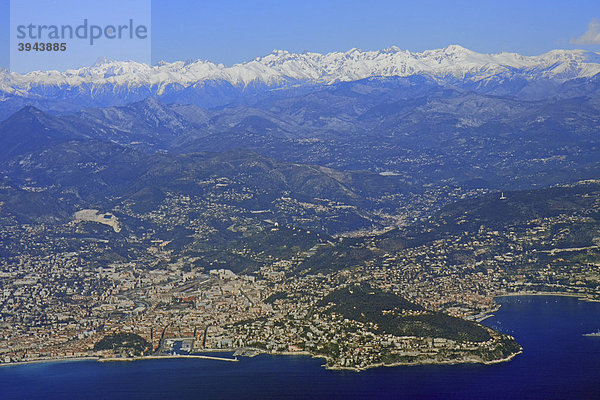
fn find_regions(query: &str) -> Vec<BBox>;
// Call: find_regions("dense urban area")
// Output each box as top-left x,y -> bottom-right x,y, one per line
1,177 -> 599,370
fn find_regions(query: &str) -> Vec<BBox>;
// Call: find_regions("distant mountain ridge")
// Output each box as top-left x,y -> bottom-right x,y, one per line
1,46 -> 600,117
4,45 -> 600,89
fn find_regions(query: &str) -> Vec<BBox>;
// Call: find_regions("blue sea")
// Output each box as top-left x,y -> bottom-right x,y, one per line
1,296 -> 599,399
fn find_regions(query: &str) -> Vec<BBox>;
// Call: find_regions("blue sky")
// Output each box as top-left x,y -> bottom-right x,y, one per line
8,0 -> 151,72
1,0 -> 599,71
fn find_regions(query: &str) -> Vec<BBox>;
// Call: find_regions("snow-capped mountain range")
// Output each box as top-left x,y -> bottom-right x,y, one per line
1,45 -> 599,117
4,45 -> 600,90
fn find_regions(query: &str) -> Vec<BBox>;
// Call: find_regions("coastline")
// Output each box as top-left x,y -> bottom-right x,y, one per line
0,345 -> 520,372
305,348 -> 521,372
319,349 -> 524,372
98,354 -> 238,363
2,292 -> 593,371
0,356 -> 99,368
1,295 -> 597,399
495,291 -> 600,302
250,345 -> 523,372
0,353 -> 238,368
469,291 -> 600,323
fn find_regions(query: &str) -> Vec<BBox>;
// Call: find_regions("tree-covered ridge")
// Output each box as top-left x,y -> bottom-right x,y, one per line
318,284 -> 492,342
93,332 -> 150,356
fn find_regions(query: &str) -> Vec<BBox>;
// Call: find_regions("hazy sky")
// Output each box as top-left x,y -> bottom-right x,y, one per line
1,0 -> 599,71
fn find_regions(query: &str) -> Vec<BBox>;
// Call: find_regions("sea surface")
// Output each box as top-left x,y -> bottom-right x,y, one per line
1,295 -> 599,399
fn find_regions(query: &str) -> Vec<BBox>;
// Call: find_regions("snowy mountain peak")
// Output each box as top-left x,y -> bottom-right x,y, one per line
270,49 -> 291,56
382,45 -> 402,53
441,44 -> 471,54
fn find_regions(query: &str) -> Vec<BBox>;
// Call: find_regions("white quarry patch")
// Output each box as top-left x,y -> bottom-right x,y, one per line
74,209 -> 122,233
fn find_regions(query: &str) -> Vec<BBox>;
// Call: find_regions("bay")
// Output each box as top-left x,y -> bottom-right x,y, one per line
1,295 -> 599,399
